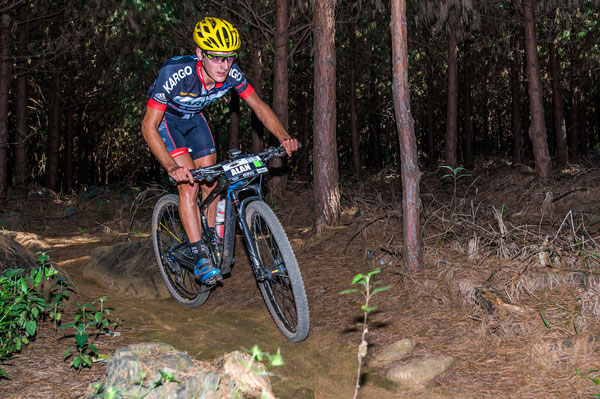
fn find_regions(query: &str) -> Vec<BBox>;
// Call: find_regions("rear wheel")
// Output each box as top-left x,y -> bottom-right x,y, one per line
152,194 -> 210,306
245,201 -> 310,342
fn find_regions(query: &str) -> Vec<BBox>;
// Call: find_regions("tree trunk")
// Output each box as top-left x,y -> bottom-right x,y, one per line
445,22 -> 458,168
0,14 -> 10,200
510,48 -> 522,164
569,86 -> 581,160
313,0 -> 340,230
228,93 -> 240,150
522,0 -> 552,182
549,39 -> 567,167
579,94 -> 588,156
482,79 -> 492,156
249,23 -> 264,154
367,84 -> 382,170
348,20 -> 361,180
14,5 -> 28,186
64,105 -> 74,191
295,87 -> 310,175
462,39 -> 474,169
268,0 -> 289,199
46,66 -> 62,191
391,0 -> 422,272
426,47 -> 435,166
77,111 -> 88,185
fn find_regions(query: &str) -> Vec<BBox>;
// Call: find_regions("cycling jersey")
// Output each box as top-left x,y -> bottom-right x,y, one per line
147,55 -> 254,118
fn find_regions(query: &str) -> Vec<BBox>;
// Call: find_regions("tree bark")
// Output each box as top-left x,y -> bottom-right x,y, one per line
268,0 -> 289,199
0,14 -> 10,200
63,104 -> 74,191
46,66 -> 62,191
390,0 -> 422,272
522,0 -> 552,182
249,21 -> 264,154
510,48 -> 522,164
14,4 -> 28,186
348,20 -> 361,180
313,0 -> 340,230
462,39 -> 473,169
77,111 -> 88,185
445,21 -> 458,168
426,47 -> 435,166
549,39 -> 567,167
367,84 -> 382,170
228,93 -> 240,150
569,86 -> 581,160
295,87 -> 310,175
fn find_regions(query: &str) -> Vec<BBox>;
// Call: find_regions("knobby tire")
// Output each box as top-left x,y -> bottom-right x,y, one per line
245,201 -> 310,342
152,194 -> 210,307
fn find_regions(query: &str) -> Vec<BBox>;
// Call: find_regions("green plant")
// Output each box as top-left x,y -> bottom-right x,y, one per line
576,368 -> 600,398
237,345 -> 284,399
0,252 -> 60,376
61,296 -> 119,370
340,269 -> 390,399
440,165 -> 472,203
244,344 -> 284,373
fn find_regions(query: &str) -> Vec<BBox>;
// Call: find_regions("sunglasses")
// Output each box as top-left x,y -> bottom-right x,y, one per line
203,52 -> 236,65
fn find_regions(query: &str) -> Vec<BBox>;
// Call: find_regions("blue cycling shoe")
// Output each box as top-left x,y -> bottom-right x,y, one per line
194,258 -> 222,285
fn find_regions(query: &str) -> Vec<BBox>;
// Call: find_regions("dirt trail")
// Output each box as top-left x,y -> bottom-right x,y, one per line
50,234 -> 406,399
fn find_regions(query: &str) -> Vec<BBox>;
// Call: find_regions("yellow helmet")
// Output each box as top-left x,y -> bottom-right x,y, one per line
193,17 -> 241,52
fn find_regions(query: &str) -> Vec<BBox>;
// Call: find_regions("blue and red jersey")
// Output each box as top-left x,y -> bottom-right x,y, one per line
147,55 -> 254,118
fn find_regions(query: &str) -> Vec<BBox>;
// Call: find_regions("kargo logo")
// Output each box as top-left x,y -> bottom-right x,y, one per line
162,66 -> 193,94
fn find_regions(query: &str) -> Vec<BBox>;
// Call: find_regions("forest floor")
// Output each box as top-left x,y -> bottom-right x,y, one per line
2,157 -> 600,398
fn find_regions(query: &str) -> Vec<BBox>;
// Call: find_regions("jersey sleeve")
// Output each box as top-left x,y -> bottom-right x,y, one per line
228,64 -> 254,99
147,65 -> 171,112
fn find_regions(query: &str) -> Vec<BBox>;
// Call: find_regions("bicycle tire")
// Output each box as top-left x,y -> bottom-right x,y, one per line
245,201 -> 310,342
152,194 -> 210,307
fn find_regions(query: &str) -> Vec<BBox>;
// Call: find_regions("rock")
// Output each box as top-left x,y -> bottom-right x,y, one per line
220,351 -> 274,399
386,355 -> 454,387
0,211 -> 22,230
82,240 -> 171,300
368,338 -> 415,368
91,342 -> 277,399
0,233 -> 38,272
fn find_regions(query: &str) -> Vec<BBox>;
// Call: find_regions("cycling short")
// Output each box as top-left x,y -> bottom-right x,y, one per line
158,113 -> 216,160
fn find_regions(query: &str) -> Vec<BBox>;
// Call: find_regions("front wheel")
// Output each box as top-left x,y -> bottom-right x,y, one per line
152,194 -> 211,307
245,201 -> 310,342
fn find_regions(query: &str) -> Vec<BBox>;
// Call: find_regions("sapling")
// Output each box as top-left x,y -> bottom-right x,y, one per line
340,269 -> 390,399
60,296 -> 119,369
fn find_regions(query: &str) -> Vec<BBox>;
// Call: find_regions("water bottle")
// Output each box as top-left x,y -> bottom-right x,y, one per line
215,199 -> 226,239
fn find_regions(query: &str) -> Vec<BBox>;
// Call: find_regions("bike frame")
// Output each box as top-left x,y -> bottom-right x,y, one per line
196,174 -> 271,281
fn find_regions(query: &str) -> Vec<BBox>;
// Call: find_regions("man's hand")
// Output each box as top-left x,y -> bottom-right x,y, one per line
281,137 -> 299,156
167,165 -> 194,184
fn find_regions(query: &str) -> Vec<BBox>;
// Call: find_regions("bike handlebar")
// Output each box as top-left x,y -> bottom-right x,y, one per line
168,144 -> 299,184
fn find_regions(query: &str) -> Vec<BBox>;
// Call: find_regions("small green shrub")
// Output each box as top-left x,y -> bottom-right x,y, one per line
60,296 -> 119,370
0,252 -> 62,377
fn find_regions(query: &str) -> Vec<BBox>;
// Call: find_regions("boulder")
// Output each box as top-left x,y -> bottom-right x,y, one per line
82,240 -> 170,300
386,355 -> 454,388
368,338 -> 415,368
90,342 -> 276,399
0,232 -> 38,272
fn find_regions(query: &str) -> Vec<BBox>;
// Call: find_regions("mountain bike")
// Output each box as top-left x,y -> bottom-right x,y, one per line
151,146 -> 310,342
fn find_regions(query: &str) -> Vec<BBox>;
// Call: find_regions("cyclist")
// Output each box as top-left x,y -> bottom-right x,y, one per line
142,17 -> 298,285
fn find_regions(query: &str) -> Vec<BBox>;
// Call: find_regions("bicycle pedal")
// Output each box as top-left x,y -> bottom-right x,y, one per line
203,273 -> 223,286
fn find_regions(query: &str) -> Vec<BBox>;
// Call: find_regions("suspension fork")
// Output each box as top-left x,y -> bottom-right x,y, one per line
230,190 -> 270,280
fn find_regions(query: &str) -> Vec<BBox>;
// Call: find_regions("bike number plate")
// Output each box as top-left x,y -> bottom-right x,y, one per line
223,156 -> 268,183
